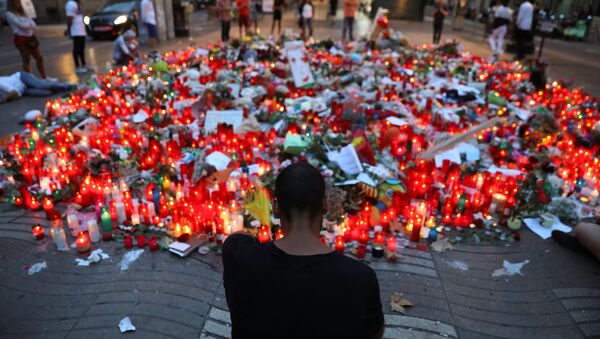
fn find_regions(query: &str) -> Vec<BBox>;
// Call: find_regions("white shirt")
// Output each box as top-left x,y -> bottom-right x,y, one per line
113,35 -> 132,60
0,73 -> 27,96
494,5 -> 513,20
516,1 -> 533,31
66,0 -> 86,37
141,0 -> 157,25
302,3 -> 313,19
6,12 -> 36,36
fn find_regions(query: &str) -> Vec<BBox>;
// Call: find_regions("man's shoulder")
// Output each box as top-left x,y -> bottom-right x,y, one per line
329,253 -> 378,283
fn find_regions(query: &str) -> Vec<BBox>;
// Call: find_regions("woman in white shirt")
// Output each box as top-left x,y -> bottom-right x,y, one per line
6,0 -> 48,79
65,0 -> 90,74
301,0 -> 314,38
488,0 -> 513,57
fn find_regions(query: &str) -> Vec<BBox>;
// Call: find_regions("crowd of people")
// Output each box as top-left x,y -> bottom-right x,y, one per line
431,0 -> 534,61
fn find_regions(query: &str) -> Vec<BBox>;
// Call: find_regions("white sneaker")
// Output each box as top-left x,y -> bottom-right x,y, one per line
45,77 -> 58,82
75,67 -> 87,74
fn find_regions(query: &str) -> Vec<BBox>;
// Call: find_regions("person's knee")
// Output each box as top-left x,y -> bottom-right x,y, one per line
576,222 -> 600,238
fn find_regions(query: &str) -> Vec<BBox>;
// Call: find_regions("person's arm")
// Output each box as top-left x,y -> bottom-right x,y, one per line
118,37 -> 132,56
516,4 -> 524,27
364,269 -> 384,339
65,3 -> 74,36
7,12 -> 35,31
441,5 -> 449,16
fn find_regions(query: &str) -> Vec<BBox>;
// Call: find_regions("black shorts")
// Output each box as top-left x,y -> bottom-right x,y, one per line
273,10 -> 282,20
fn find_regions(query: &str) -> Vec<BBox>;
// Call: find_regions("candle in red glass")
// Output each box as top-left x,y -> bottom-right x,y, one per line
13,196 -> 23,207
124,235 -> 133,249
387,236 -> 397,252
258,225 -> 271,243
29,196 -> 41,210
359,229 -> 369,245
374,232 -> 385,244
410,222 -> 422,243
334,235 -> 345,253
136,235 -> 146,248
76,231 -> 91,253
31,224 -> 44,240
356,245 -> 367,259
148,236 -> 158,251
42,197 -> 55,219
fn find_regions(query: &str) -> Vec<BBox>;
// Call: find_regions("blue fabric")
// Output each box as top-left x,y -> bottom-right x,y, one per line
19,72 -> 73,97
146,23 -> 158,39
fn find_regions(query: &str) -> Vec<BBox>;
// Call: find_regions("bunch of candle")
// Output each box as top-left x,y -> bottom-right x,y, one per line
0,36 -> 597,259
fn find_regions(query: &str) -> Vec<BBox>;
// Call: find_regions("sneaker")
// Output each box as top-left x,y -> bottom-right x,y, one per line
551,230 -> 593,257
45,76 -> 58,82
75,67 -> 87,74
84,65 -> 95,72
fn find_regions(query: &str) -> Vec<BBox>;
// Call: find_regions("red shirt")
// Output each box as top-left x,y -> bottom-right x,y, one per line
237,0 -> 250,17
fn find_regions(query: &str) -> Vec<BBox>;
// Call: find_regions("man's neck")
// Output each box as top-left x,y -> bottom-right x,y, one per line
274,220 -> 333,256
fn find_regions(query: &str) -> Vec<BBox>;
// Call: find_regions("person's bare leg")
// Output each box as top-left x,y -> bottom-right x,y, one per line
271,19 -> 275,35
148,37 -> 157,50
278,20 -> 281,34
575,222 -> 600,261
31,46 -> 47,79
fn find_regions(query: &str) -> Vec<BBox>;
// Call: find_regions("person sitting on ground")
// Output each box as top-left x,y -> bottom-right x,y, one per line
552,221 -> 600,262
112,30 -> 139,66
0,71 -> 74,102
222,162 -> 384,339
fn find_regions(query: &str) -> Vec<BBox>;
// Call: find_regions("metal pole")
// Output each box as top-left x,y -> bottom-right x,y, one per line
538,0 -> 554,59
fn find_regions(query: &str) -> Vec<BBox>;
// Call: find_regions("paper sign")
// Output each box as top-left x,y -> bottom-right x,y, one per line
204,110 -> 244,133
455,142 -> 480,161
434,148 -> 462,168
487,165 -> 523,177
205,151 -> 231,171
386,116 -> 408,126
285,41 -> 314,88
327,144 -> 363,175
356,172 -> 376,187
524,217 -> 572,240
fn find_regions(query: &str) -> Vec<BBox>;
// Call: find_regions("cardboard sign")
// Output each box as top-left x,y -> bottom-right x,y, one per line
284,41 -> 314,88
204,110 -> 244,133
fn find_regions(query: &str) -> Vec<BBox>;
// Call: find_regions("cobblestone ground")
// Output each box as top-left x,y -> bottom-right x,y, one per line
1,202 -> 599,338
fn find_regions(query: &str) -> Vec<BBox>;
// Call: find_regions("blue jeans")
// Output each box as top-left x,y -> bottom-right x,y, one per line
19,71 -> 73,96
342,17 -> 354,40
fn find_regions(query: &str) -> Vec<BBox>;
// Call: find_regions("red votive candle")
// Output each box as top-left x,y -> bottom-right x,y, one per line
124,235 -> 133,249
149,236 -> 158,251
31,224 -> 44,240
136,235 -> 146,248
334,235 -> 345,254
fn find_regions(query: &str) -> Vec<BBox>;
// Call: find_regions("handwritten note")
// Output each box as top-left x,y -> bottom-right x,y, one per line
285,41 -> 314,88
327,144 -> 363,175
204,110 -> 244,133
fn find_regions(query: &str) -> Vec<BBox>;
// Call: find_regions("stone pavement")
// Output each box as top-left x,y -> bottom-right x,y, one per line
0,201 -> 599,338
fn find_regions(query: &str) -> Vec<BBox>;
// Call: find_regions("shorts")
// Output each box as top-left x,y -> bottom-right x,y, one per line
145,23 -> 158,39
238,14 -> 250,27
273,10 -> 282,21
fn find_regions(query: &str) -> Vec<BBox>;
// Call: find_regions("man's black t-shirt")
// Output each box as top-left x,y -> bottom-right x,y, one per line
222,234 -> 384,339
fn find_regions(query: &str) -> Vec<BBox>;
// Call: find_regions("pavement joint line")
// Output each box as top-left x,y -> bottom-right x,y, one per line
73,311 -> 203,331
445,289 -> 562,304
442,299 -> 568,316
452,312 -> 581,329
444,281 -> 551,293
384,314 -> 458,338
95,290 -> 213,306
86,299 -> 210,319
429,253 -> 460,339
62,279 -> 108,339
67,326 -> 180,339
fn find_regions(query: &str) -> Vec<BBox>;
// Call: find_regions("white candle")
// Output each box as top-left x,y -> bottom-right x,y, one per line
116,202 -> 126,223
131,214 -> 141,225
66,214 -> 80,237
590,189 -> 599,206
51,227 -> 69,251
87,220 -> 101,243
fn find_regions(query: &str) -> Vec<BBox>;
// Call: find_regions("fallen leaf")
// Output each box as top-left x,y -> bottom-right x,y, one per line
389,292 -> 414,314
430,238 -> 454,252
